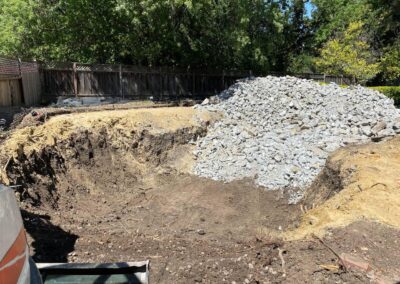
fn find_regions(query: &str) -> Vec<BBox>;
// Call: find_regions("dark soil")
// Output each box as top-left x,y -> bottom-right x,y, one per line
21,175 -> 400,283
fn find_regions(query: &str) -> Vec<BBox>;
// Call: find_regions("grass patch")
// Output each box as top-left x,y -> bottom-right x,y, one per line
318,82 -> 349,88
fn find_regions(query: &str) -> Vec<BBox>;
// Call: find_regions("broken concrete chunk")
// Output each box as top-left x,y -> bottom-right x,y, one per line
340,253 -> 372,272
371,121 -> 387,135
193,76 -> 400,203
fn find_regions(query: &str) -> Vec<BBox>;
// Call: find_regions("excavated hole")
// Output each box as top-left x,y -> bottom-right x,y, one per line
2,124 -> 346,264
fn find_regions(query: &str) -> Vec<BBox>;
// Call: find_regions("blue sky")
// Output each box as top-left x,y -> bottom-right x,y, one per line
305,1 -> 315,18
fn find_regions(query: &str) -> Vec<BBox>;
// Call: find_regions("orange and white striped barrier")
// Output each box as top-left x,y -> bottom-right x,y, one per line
0,185 -> 30,284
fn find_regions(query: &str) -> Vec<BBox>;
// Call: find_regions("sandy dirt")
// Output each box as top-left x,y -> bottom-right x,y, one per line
1,106 -> 400,283
288,137 -> 400,240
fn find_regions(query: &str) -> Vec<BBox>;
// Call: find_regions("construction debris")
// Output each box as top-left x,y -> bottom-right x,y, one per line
339,253 -> 372,273
194,76 -> 400,203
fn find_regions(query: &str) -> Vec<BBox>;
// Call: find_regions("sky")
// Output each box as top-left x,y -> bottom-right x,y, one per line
305,1 -> 315,18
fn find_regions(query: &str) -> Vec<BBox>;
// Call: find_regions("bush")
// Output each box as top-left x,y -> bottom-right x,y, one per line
369,86 -> 400,106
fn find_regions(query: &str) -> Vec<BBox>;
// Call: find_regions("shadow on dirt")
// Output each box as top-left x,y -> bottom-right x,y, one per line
21,209 -> 78,262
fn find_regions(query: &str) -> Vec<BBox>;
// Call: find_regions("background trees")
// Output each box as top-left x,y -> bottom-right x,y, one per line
315,21 -> 379,83
0,0 -> 398,84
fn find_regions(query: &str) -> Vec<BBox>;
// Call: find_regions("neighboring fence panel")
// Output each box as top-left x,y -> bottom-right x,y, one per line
21,61 -> 41,106
22,72 -> 41,105
76,64 -> 120,96
0,79 -> 22,106
0,57 -> 41,107
0,57 -> 22,107
42,70 -> 74,96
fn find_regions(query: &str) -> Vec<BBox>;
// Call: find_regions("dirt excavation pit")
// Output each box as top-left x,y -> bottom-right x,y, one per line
1,107 -> 400,283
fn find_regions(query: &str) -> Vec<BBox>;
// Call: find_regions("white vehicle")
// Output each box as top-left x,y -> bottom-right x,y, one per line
0,185 -> 149,284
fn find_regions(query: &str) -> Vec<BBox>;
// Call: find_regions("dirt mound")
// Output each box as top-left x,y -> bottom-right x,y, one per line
286,136 -> 400,240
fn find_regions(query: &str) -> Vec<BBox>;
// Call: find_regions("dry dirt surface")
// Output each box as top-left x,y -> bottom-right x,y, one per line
1,106 -> 400,283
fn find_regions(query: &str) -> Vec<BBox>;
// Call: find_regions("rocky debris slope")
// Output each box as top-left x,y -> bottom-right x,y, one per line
193,76 -> 400,203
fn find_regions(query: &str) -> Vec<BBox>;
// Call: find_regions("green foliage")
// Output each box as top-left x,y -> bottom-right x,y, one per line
287,53 -> 317,74
0,0 -> 291,73
380,39 -> 400,82
0,0 -> 397,84
310,0 -> 400,83
315,22 -> 379,83
0,0 -> 35,56
367,0 -> 400,47
310,0 -> 369,47
369,86 -> 400,105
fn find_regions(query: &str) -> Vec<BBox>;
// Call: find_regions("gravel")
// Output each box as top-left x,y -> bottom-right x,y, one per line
193,76 -> 400,203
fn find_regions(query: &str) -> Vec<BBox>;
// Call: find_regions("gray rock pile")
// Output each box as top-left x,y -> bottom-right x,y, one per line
193,76 -> 400,203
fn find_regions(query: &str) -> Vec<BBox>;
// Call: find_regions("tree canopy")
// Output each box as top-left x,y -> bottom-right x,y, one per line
315,21 -> 379,83
0,0 -> 398,83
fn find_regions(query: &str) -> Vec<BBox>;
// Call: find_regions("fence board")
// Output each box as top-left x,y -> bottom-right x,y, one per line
43,69 -> 74,96
0,79 -> 23,107
0,57 -> 41,106
0,80 -> 13,106
22,72 -> 41,105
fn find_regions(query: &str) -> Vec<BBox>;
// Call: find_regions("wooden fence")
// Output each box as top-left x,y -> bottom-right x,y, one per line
42,63 -> 251,101
0,57 -> 41,107
297,73 -> 352,85
0,57 -> 352,106
42,62 -> 352,101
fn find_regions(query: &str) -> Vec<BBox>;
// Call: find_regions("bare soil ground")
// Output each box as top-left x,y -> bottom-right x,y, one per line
1,106 -> 400,283
21,174 -> 400,283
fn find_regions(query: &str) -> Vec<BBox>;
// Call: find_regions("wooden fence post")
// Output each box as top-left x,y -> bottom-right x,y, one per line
17,58 -> 25,106
323,73 -> 326,83
17,58 -> 22,77
119,64 -> 123,99
72,62 -> 77,97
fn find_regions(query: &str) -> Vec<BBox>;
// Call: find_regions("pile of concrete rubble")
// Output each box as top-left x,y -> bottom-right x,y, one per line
193,76 -> 400,203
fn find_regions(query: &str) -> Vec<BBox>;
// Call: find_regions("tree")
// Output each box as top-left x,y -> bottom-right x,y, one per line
380,39 -> 400,82
315,21 -> 379,83
0,0 -> 35,57
1,0 -> 287,73
310,0 -> 370,48
367,0 -> 400,48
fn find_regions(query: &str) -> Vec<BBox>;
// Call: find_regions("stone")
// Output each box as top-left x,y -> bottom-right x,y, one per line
193,76 -> 400,203
201,98 -> 210,105
361,126 -> 372,137
371,121 -> 387,135
392,117 -> 400,130
340,253 -> 372,272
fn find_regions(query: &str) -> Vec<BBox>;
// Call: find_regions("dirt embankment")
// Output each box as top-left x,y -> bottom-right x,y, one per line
287,137 -> 400,240
0,107 -> 217,206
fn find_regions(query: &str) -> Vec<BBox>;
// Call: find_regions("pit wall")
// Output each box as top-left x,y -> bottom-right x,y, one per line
0,108 -> 214,207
